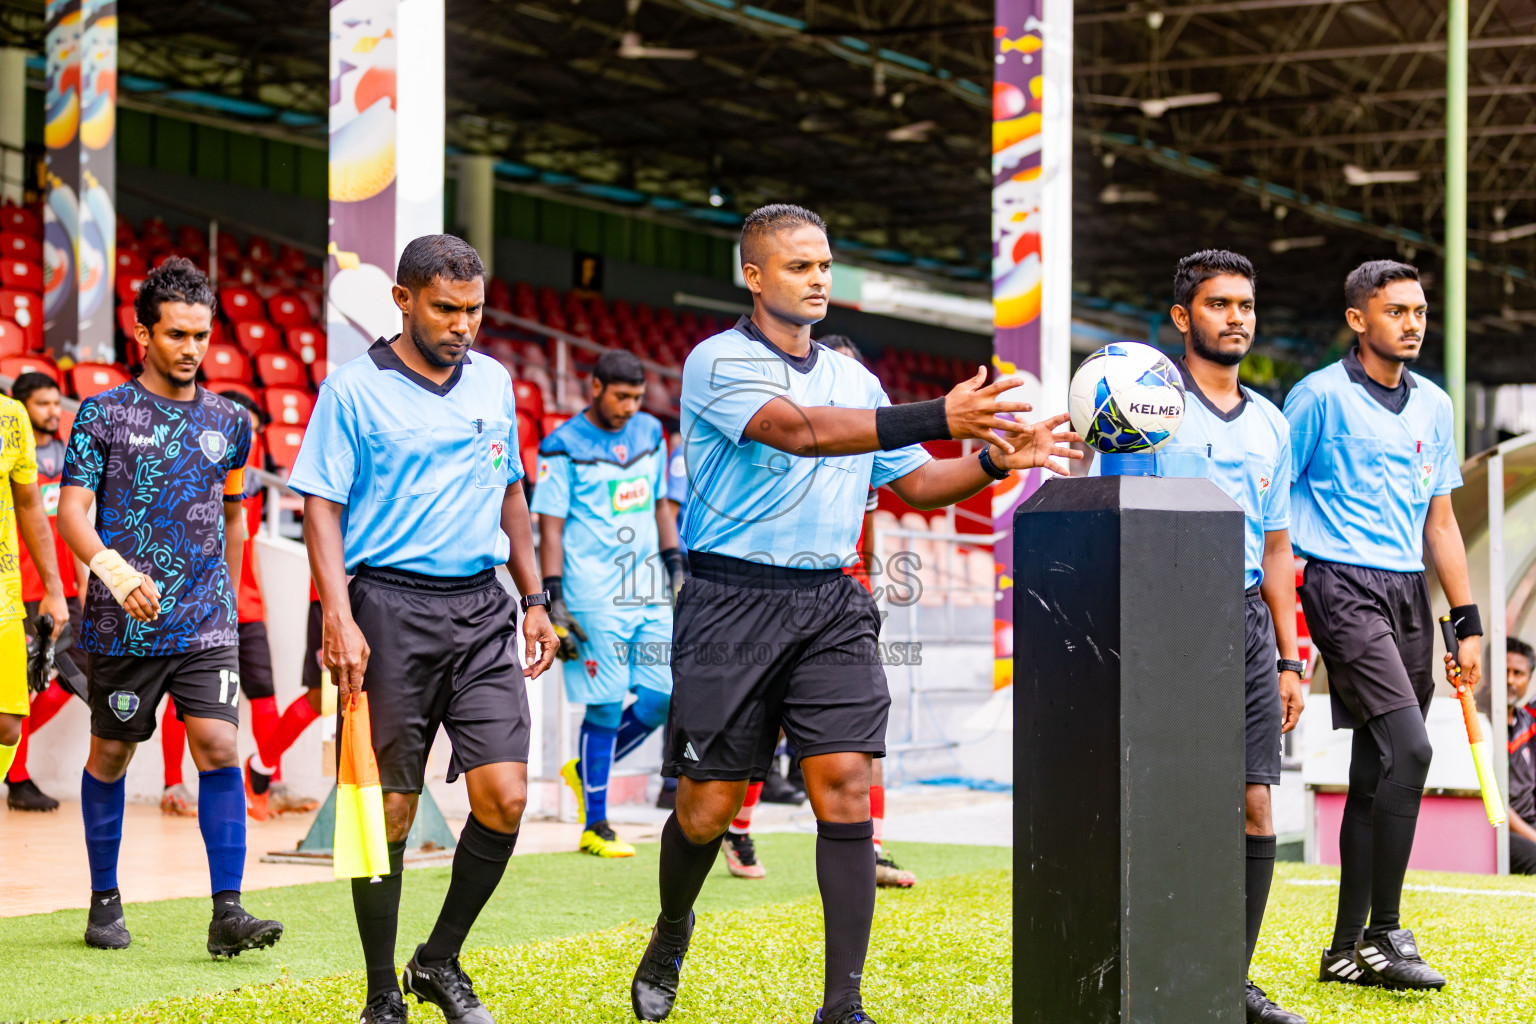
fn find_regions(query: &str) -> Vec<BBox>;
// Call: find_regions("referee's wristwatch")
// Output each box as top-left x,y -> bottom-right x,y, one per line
1277,658 -> 1306,676
520,591 -> 551,614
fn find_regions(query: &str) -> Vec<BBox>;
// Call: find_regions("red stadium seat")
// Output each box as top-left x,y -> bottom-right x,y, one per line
174,225 -> 207,255
0,319 -> 28,357
512,379 -> 545,423
0,232 -> 40,264
264,386 -> 313,426
201,343 -> 251,383
0,353 -> 58,383
540,411 -> 571,436
56,404 -> 74,440
0,260 -> 42,293
311,360 -> 328,388
247,237 -> 275,265
1,206 -> 40,236
285,325 -> 324,365
115,270 -> 147,306
255,351 -> 307,388
115,248 -> 146,279
218,286 -> 263,322
117,305 -> 138,343
266,292 -> 311,328
0,290 -> 42,350
264,424 -> 306,472
68,362 -> 129,399
210,381 -> 260,407
232,320 -> 283,355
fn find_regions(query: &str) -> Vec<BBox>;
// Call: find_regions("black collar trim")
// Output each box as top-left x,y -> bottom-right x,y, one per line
735,315 -> 818,375
1342,346 -> 1413,414
537,441 -> 662,469
369,336 -> 467,396
1177,358 -> 1248,423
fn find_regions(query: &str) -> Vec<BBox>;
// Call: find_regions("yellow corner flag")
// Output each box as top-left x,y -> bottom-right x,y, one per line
334,694 -> 391,878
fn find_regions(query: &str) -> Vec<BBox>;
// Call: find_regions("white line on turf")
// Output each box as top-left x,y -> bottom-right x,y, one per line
1286,879 -> 1536,899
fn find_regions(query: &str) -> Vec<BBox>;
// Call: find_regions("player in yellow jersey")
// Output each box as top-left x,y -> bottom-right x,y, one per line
0,393 -> 72,785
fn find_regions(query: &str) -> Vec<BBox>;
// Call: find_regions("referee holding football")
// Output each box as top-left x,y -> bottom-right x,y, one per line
628,204 -> 1080,1024
289,235 -> 558,1024
1286,259 -> 1479,992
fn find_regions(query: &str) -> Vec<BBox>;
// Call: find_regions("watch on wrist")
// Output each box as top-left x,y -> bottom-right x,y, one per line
1277,658 -> 1306,676
520,591 -> 550,613
977,446 -> 1011,481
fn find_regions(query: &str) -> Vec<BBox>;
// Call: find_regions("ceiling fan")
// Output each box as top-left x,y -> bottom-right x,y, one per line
1082,92 -> 1223,118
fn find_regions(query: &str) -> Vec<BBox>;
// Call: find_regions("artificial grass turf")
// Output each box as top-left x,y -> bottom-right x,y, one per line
0,835 -> 1010,1022
54,867 -> 1014,1024
13,852 -> 1536,1024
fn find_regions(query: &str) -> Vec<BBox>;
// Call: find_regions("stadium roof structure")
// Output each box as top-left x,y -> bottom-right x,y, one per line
5,0 -> 1536,378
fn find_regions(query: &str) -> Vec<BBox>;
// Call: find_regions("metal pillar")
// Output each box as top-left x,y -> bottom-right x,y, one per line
0,49 -> 26,205
456,153 -> 496,275
1489,450 -> 1510,874
1446,0 -> 1468,459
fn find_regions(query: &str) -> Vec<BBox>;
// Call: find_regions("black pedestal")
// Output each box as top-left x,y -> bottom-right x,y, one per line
1014,475 -> 1246,1023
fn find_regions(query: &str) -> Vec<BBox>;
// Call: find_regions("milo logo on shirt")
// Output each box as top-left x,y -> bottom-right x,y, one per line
609,476 -> 653,514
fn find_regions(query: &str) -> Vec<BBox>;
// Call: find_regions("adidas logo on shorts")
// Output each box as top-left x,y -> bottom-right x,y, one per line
683,742 -> 699,761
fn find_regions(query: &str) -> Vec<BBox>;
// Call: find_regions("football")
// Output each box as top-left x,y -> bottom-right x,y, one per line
1067,342 -> 1186,454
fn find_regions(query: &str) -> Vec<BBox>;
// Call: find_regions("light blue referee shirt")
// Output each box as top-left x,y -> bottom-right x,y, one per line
287,337 -> 524,576
530,410 -> 669,613
665,445 -> 690,556
1152,360 -> 1291,589
678,317 -> 930,566
1284,347 -> 1462,573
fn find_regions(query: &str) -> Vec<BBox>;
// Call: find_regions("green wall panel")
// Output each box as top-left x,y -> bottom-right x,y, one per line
228,133 -> 264,190
574,206 -> 603,253
194,125 -> 228,180
117,108 -> 152,167
297,146 -> 327,200
265,140 -> 297,195
539,201 -> 573,250
153,116 -> 193,175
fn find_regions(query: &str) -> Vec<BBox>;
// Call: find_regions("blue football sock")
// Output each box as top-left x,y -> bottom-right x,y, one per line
81,769 -> 125,892
615,687 -> 670,761
198,766 -> 246,895
579,718 -> 618,826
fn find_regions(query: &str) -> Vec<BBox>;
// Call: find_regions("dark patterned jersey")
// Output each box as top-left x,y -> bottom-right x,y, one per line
63,381 -> 252,655
1511,704 -> 1536,824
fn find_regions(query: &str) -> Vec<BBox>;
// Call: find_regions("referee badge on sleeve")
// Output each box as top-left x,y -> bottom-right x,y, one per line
537,458 -> 550,482
488,439 -> 507,472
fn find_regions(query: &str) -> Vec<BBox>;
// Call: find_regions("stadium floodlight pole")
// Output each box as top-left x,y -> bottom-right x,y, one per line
1446,0 -> 1468,459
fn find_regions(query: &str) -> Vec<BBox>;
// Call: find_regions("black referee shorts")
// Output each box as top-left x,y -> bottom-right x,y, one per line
663,552 -> 890,782
1298,559 -> 1434,731
301,599 -> 323,690
348,565 -> 530,793
237,620 -> 276,700
1244,587 -> 1282,786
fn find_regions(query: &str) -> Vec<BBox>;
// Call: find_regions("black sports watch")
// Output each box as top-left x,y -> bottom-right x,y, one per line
520,590 -> 551,613
1277,658 -> 1306,676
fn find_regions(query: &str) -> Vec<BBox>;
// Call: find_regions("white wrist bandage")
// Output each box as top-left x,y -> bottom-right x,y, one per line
89,549 -> 149,606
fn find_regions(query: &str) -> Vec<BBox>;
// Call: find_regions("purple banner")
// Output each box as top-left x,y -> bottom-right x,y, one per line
991,0 -> 1051,690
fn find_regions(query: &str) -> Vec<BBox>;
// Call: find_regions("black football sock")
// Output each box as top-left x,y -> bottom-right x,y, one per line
352,840 -> 407,998
419,815 -> 518,965
1365,779 -> 1424,937
817,819 -> 876,1015
657,812 -> 723,940
212,889 -> 243,920
88,887 -> 122,926
1244,834 -> 1276,973
1329,727 -> 1381,955
1363,706 -> 1432,939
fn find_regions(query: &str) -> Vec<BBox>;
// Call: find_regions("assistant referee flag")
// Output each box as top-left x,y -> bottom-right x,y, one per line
334,694 -> 391,879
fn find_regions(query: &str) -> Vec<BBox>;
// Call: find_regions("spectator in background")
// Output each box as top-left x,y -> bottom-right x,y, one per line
1481,635 -> 1535,874
5,372 -> 88,811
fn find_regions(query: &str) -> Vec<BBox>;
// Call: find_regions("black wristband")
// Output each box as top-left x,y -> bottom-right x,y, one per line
542,576 -> 563,605
660,548 -> 687,579
977,446 -> 1010,480
875,398 -> 950,451
1450,603 -> 1483,640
